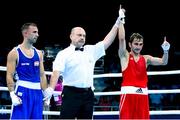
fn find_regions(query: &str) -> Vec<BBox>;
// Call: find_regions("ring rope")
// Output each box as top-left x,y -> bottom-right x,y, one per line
1,87 -> 180,95
1,109 -> 180,116
1,66 -> 180,77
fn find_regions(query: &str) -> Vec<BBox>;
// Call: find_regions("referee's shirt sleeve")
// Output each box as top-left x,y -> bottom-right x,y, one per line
53,51 -> 65,73
93,41 -> 106,61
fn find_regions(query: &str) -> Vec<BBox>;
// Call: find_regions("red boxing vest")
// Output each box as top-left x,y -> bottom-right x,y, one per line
122,54 -> 148,88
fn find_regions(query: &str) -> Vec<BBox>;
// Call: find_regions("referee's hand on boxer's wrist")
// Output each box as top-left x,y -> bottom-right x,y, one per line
43,87 -> 54,106
43,87 -> 54,100
115,4 -> 125,27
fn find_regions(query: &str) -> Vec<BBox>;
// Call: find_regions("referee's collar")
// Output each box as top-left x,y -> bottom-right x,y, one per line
70,44 -> 84,51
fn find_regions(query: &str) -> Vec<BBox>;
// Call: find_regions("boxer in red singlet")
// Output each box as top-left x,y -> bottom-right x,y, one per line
118,17 -> 170,119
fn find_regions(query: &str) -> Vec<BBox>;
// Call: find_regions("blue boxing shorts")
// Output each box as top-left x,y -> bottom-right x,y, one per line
10,80 -> 43,119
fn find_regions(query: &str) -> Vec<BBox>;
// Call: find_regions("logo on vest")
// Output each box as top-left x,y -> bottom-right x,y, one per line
21,63 -> 30,66
34,61 -> 39,66
136,88 -> 143,93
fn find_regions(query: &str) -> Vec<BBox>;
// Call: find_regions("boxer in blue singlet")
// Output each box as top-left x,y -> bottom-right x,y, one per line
6,23 -> 47,119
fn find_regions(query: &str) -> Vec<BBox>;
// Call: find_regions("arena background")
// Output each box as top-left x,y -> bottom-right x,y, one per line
0,0 -> 180,119
0,0 -> 179,68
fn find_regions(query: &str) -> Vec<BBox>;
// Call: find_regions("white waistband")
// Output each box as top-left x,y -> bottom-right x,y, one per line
121,86 -> 148,95
16,80 -> 41,90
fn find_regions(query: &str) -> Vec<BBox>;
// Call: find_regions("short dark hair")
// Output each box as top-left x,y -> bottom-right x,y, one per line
129,33 -> 143,43
21,22 -> 37,32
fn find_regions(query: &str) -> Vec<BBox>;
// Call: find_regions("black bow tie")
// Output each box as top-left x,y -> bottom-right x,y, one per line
75,47 -> 84,51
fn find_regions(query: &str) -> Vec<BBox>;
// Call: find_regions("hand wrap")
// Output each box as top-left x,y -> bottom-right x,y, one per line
10,91 -> 22,106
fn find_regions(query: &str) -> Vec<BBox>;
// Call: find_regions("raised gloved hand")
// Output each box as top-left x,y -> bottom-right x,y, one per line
161,36 -> 170,53
119,8 -> 125,24
43,87 -> 54,105
115,5 -> 125,27
10,91 -> 22,106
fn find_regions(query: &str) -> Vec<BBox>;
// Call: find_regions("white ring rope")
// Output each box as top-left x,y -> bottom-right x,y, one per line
1,109 -> 180,116
1,66 -> 180,116
1,66 -> 180,77
1,88 -> 180,96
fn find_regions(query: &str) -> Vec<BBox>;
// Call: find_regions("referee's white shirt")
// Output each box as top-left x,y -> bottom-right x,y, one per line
53,41 -> 105,90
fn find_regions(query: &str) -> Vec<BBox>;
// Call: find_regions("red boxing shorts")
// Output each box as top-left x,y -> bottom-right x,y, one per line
119,86 -> 150,119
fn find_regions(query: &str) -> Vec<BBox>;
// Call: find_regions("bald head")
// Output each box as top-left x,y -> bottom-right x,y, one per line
70,27 -> 86,48
71,27 -> 85,35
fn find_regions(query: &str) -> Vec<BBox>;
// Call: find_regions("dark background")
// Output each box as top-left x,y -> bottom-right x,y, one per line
0,1 -> 180,118
0,0 -> 179,70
